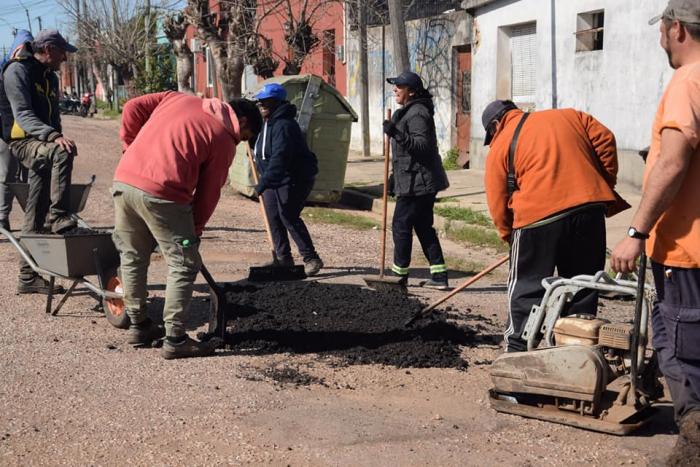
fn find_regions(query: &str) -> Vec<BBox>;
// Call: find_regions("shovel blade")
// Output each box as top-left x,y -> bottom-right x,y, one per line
362,275 -> 407,293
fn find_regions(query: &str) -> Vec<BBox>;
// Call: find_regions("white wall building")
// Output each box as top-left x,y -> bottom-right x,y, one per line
465,0 -> 673,186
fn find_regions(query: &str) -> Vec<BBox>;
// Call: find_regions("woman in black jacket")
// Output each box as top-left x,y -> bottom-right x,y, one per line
383,71 -> 450,289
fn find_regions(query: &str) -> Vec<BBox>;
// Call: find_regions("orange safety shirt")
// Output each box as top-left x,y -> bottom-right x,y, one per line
485,108 -> 618,241
645,61 -> 700,268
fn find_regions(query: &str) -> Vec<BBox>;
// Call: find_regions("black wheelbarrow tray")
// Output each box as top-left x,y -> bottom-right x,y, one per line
0,225 -> 128,329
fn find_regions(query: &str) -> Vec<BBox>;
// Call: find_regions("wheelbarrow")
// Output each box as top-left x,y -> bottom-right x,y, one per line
1,175 -> 129,328
0,225 -> 128,327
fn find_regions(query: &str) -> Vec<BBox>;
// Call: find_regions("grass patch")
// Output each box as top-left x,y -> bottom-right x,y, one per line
303,207 -> 379,231
445,224 -> 508,253
414,255 -> 484,275
435,196 -> 460,204
434,205 -> 493,228
442,147 -> 461,170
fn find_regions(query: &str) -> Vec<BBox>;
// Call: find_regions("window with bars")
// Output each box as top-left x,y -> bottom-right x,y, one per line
576,10 -> 604,52
510,23 -> 537,106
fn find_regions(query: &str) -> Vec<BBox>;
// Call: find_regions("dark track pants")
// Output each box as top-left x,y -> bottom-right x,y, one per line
391,193 -> 445,276
261,182 -> 319,262
651,262 -> 700,422
505,205 -> 606,352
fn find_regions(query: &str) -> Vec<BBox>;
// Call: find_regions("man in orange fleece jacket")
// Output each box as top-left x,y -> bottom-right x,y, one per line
483,100 -> 624,352
112,91 -> 261,359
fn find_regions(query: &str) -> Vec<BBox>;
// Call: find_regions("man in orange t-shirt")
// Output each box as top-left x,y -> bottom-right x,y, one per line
611,1 -> 700,463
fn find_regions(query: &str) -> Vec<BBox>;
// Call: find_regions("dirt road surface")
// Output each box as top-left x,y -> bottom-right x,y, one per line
0,116 -> 675,466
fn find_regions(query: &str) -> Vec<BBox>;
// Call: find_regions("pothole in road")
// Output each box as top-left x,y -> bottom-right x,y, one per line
218,281 -> 479,369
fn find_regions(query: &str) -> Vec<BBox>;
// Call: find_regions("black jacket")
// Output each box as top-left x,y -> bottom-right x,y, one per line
254,102 -> 318,193
390,97 -> 449,197
0,45 -> 61,143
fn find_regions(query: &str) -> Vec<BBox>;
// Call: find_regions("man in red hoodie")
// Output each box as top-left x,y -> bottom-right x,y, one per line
112,91 -> 261,359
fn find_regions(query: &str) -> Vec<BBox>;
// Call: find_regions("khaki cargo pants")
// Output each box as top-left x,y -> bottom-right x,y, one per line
111,182 -> 201,337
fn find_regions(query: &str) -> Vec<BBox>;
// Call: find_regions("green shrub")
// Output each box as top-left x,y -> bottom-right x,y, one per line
442,147 -> 460,170
434,205 -> 493,227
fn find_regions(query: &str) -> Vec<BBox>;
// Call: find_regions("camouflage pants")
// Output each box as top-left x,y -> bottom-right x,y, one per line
10,138 -> 74,280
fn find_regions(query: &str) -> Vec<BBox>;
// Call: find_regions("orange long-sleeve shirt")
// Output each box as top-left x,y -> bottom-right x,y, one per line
484,108 -> 618,241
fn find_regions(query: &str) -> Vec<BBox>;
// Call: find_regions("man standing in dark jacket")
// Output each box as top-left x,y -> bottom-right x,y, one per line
253,83 -> 323,276
383,71 -> 450,289
0,30 -> 78,294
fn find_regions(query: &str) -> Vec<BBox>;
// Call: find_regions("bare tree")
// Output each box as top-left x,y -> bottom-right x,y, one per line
163,13 -> 194,93
185,0 -> 260,100
59,0 -> 158,100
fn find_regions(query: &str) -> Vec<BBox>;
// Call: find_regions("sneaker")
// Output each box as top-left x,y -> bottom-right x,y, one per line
304,258 -> 323,276
162,335 -> 218,360
51,216 -> 77,234
422,272 -> 449,291
17,276 -> 66,295
126,318 -> 165,346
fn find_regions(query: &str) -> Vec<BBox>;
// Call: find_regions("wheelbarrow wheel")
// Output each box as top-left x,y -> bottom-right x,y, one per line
101,267 -> 130,329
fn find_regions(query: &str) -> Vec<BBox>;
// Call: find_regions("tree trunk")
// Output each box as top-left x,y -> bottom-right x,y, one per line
358,0 -> 370,158
387,0 -> 410,73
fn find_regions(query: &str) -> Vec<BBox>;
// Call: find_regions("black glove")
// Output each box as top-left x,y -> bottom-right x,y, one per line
383,119 -> 398,138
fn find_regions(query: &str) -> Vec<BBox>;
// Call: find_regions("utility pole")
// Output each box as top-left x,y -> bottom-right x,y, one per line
18,0 -> 33,33
358,0 -> 370,158
387,0 -> 409,73
144,0 -> 151,74
36,16 -> 42,30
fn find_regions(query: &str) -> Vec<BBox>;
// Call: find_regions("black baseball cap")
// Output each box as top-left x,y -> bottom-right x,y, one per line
387,71 -> 424,90
33,29 -> 78,53
482,100 -> 518,146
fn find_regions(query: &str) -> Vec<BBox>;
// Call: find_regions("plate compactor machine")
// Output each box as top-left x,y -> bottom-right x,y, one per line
489,266 -> 664,435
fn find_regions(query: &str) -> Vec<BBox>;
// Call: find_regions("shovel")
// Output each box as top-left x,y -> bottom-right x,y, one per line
405,255 -> 509,326
362,109 -> 406,292
245,146 -> 306,282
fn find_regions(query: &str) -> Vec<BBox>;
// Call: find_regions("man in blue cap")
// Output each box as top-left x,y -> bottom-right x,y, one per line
253,82 -> 323,276
0,29 -> 33,231
0,29 -> 78,294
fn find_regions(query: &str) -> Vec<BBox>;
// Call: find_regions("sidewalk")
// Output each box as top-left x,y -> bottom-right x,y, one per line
344,152 -> 642,250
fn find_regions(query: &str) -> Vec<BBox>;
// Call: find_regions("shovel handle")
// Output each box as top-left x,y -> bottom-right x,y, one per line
246,146 -> 276,251
421,255 -> 509,314
380,109 -> 392,277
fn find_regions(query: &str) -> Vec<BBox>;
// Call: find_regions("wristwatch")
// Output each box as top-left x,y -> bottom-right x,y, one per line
628,227 -> 650,240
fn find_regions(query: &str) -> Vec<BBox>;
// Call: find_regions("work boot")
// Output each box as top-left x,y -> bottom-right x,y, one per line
304,257 -> 323,276
0,218 -> 10,231
161,335 -> 218,360
391,271 -> 408,286
17,275 -> 66,295
422,272 -> 449,291
51,216 -> 77,235
666,411 -> 700,466
126,318 -> 165,346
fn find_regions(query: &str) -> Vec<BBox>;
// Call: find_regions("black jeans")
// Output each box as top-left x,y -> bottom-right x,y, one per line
261,182 -> 318,262
391,193 -> 445,274
651,261 -> 700,422
505,205 -> 606,352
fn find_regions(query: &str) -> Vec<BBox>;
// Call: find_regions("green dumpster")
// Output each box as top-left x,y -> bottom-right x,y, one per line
229,74 -> 358,203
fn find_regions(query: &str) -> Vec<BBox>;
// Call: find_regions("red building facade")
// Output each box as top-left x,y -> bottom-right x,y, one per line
186,0 -> 347,97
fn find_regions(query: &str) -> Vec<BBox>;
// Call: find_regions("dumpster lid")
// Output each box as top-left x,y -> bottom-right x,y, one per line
248,74 -> 358,122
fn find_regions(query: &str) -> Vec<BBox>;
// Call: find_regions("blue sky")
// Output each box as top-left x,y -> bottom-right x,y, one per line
0,0 -> 186,58
0,0 -> 71,56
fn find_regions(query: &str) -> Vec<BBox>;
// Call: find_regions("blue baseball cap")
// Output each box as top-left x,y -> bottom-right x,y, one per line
254,83 -> 287,101
386,71 -> 424,90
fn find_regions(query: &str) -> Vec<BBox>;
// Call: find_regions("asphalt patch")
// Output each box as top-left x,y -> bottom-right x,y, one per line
218,281 -> 474,369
